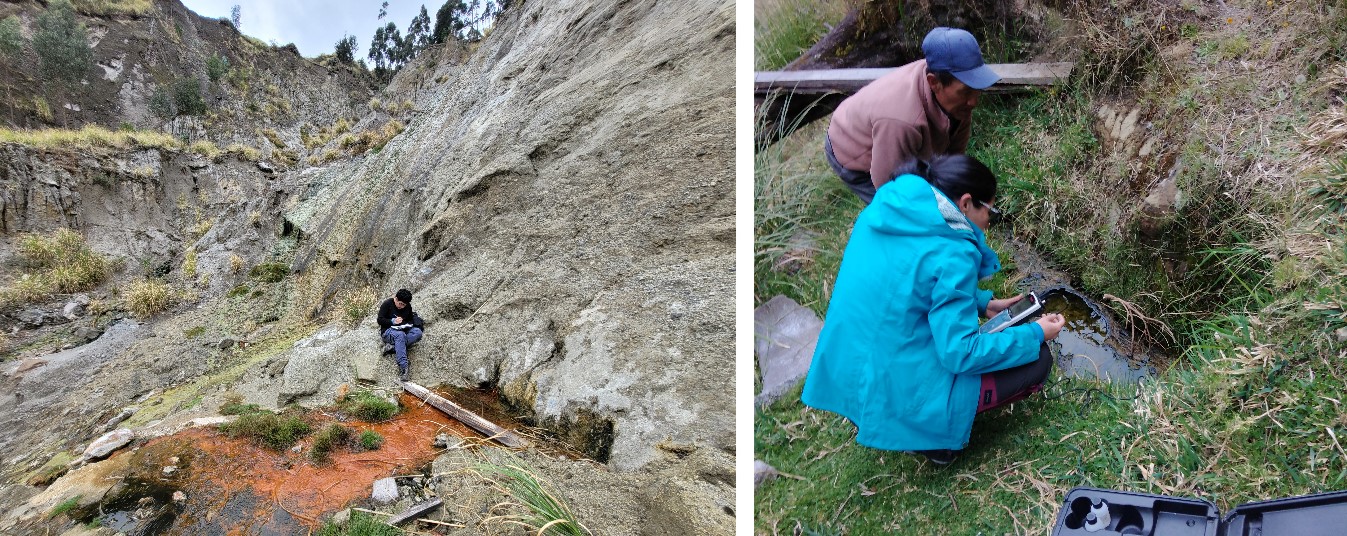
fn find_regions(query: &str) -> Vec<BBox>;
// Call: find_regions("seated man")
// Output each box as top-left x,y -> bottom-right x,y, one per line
377,288 -> 424,382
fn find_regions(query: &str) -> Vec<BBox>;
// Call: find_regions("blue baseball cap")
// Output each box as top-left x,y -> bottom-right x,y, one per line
921,27 -> 1000,90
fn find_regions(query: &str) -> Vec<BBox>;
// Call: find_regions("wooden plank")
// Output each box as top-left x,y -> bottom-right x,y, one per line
755,62 -> 1075,95
386,498 -> 443,526
402,381 -> 529,448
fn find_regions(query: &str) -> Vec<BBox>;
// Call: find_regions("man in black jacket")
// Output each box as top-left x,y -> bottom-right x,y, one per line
377,288 -> 424,382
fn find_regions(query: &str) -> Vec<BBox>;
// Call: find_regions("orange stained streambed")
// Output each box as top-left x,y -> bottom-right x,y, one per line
108,392 -> 481,534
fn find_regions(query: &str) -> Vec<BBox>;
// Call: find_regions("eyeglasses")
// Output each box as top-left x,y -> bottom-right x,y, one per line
980,201 -> 1003,226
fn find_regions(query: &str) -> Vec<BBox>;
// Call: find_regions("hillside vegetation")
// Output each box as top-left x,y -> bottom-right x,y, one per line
755,1 -> 1347,533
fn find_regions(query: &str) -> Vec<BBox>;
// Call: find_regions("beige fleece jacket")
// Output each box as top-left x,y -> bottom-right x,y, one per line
826,59 -> 972,187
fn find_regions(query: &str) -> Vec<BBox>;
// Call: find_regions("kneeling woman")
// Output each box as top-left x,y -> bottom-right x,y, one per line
801,154 -> 1065,465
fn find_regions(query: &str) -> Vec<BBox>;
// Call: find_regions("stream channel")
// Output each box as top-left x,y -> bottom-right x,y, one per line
72,387 -> 532,535
997,234 -> 1163,383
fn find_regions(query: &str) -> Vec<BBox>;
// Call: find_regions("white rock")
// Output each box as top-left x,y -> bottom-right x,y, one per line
371,477 -> 399,503
83,428 -> 134,461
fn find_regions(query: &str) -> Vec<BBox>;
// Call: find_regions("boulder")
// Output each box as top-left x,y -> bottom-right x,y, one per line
82,428 -> 134,461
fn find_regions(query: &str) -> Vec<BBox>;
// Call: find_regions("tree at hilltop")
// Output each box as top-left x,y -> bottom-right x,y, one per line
33,0 -> 92,88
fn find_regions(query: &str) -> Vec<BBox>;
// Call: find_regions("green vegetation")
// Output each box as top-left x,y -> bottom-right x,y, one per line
342,286 -> 376,326
189,140 -> 222,160
218,408 -> 311,450
124,278 -> 173,318
476,456 -> 589,536
34,0 -> 92,87
755,3 -> 1347,533
315,511 -> 402,536
334,34 -> 358,64
71,0 -> 153,16
0,16 -> 22,61
183,325 -> 206,338
752,0 -> 846,70
206,53 -> 229,84
309,423 -> 351,463
2,228 -> 113,308
181,249 -> 198,279
341,391 -> 399,422
226,284 -> 250,298
48,495 -> 80,519
249,262 -> 289,283
358,430 -> 383,451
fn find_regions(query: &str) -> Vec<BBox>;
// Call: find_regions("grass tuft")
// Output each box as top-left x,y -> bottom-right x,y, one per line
124,278 -> 173,318
249,262 -> 289,283
315,511 -> 402,536
341,391 -> 399,422
218,409 -> 310,450
2,229 -> 113,309
48,495 -> 80,519
310,423 -> 351,463
358,430 -> 383,451
476,456 -> 590,536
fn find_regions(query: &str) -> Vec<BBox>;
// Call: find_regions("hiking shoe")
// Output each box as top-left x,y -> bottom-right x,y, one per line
398,365 -> 409,382
382,343 -> 394,355
913,449 -> 959,465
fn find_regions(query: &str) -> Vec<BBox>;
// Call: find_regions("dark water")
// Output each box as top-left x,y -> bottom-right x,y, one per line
998,234 -> 1162,383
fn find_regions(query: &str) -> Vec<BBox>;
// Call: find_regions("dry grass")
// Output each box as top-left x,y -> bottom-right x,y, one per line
71,0 -> 152,16
225,143 -> 260,161
2,229 -> 113,308
124,278 -> 173,318
189,140 -> 222,160
0,125 -> 181,151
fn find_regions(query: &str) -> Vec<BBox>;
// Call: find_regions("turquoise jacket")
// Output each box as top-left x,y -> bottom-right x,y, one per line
801,174 -> 1045,451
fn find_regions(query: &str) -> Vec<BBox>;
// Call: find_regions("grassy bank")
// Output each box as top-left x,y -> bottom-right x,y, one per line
754,1 -> 1347,533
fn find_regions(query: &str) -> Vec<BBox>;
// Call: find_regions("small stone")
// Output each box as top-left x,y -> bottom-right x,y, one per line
330,508 -> 351,526
168,456 -> 179,464
63,301 -> 86,320
162,465 -> 177,476
172,491 -> 187,502
83,428 -> 134,461
291,445 -> 303,453
257,161 -> 275,173
372,477 -> 399,503
75,326 -> 104,342
188,159 -> 209,170
1336,326 -> 1347,343
432,433 -> 450,449
218,338 -> 236,350
104,407 -> 135,429
754,459 -> 779,487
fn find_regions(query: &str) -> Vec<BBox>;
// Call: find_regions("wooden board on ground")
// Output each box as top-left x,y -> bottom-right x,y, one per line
402,381 -> 529,448
386,498 -> 444,526
755,62 -> 1075,95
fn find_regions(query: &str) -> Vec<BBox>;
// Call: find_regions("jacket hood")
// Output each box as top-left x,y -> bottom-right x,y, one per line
858,174 -> 1001,279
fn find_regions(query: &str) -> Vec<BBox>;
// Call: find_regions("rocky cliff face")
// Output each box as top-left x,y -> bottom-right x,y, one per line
0,0 -> 734,532
0,0 -> 374,155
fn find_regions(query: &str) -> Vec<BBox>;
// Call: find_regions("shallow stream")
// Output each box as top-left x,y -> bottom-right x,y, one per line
79,388 -> 524,534
999,235 -> 1162,383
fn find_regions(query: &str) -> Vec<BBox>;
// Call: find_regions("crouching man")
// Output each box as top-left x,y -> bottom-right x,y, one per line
378,288 -> 424,382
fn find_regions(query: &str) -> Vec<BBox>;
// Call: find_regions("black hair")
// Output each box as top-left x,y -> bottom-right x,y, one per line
925,67 -> 957,86
892,154 -> 997,204
395,288 -> 412,303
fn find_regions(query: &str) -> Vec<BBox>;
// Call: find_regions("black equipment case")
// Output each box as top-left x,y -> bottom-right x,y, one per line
1051,487 -> 1347,536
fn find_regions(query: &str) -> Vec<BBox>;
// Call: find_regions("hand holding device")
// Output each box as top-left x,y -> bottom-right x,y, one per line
1036,313 -> 1065,341
979,292 -> 1043,334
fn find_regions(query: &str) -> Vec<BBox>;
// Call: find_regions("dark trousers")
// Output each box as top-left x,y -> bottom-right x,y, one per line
976,343 -> 1053,413
824,135 -> 877,204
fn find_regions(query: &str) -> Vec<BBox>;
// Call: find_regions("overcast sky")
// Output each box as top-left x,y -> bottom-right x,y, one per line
179,0 -> 437,58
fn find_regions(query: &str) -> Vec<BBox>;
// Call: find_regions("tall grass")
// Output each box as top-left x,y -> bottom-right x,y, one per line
0,125 -> 180,151
755,2 -> 1347,533
753,0 -> 847,70
2,229 -> 113,308
476,456 -> 590,536
71,0 -> 152,16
